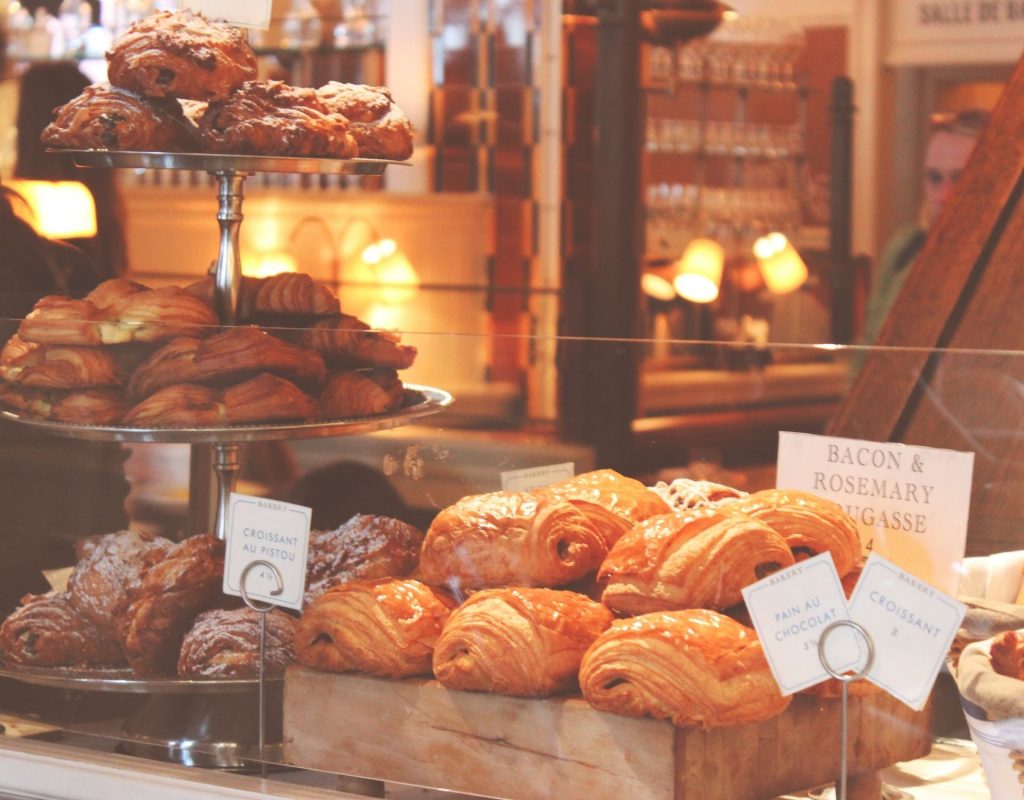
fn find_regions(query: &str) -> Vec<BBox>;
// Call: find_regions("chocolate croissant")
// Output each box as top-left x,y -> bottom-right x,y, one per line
0,336 -> 127,389
127,327 -> 326,400
119,534 -> 225,677
316,82 -> 414,160
432,587 -> 614,697
0,592 -> 123,668
40,83 -> 197,151
199,80 -> 358,157
579,609 -> 791,728
420,490 -> 622,592
720,489 -> 862,577
295,577 -> 455,678
106,10 -> 257,102
319,368 -> 405,419
68,529 -> 174,640
599,509 -> 795,615
178,607 -> 297,678
305,514 -> 424,605
299,314 -> 418,370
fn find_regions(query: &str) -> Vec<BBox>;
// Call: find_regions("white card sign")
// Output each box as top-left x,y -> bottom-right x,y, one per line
223,493 -> 311,611
183,1 -> 272,29
776,432 -> 974,595
501,462 -> 575,492
742,553 -> 863,695
848,553 -> 967,711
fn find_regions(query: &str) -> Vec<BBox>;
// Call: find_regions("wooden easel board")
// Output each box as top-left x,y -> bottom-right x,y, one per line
829,54 -> 1024,555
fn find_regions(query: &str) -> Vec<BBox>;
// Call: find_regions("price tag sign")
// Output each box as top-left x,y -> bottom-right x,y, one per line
776,431 -> 974,595
183,1 -> 272,29
501,462 -> 575,492
848,553 -> 966,710
742,553 -> 862,695
223,493 -> 311,611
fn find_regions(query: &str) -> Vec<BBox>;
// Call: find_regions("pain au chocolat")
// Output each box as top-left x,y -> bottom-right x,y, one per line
178,607 -> 297,679
720,489 -> 862,577
579,609 -> 791,729
295,577 -> 455,678
599,508 -> 794,616
106,10 -> 257,102
432,587 -> 614,697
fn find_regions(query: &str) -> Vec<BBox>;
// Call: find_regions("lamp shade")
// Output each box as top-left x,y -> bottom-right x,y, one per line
6,180 -> 97,239
673,238 -> 723,303
754,232 -> 808,295
642,271 -> 677,302
360,238 -> 420,305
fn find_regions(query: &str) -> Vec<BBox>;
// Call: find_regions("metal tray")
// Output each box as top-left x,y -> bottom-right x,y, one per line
0,384 -> 453,444
0,661 -> 281,694
57,149 -> 406,175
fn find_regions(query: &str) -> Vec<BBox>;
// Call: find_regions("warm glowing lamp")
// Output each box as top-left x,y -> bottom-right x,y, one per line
753,232 -> 808,295
7,180 -> 97,239
642,271 -> 676,302
673,238 -> 723,303
358,237 -> 420,305
246,250 -> 298,278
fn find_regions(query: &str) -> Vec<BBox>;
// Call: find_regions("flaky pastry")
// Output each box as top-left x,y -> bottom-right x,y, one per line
0,383 -> 129,425
319,368 -> 404,419
299,314 -> 417,369
433,587 -> 614,697
316,82 -> 414,160
0,336 -> 126,389
0,592 -> 123,668
178,607 -> 296,679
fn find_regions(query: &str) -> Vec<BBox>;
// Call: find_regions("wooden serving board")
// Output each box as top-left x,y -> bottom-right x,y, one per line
283,666 -> 932,800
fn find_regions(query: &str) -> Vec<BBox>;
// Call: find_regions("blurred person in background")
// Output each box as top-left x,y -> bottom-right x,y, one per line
860,109 -> 990,348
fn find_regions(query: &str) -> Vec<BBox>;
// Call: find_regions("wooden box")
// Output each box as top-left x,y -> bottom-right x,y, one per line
283,666 -> 932,800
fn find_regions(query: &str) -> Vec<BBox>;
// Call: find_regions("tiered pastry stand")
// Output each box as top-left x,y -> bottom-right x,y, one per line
0,150 -> 453,769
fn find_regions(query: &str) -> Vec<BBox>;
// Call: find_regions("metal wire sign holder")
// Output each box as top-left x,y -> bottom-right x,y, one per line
239,559 -> 285,776
817,619 -> 876,800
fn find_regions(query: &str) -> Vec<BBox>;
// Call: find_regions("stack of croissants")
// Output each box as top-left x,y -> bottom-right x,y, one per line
41,10 -> 412,161
0,469 -> 868,731
0,273 -> 417,426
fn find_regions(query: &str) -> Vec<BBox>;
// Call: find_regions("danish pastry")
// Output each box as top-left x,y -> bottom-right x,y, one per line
119,534 -> 225,677
68,529 -> 174,640
319,368 -> 405,418
305,514 -> 424,605
0,592 -> 123,668
40,83 -> 197,152
295,577 -> 455,678
579,609 -> 791,728
316,82 -> 414,160
420,490 -> 620,592
599,509 -> 794,615
720,489 -> 862,577
199,80 -> 358,157
432,587 -> 614,697
178,607 -> 297,678
106,10 -> 257,102
299,314 -> 417,370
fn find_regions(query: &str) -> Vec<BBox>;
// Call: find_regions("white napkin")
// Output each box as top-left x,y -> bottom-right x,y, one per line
959,551 -> 1024,603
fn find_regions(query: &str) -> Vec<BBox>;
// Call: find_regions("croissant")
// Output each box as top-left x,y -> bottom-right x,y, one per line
106,10 -> 256,102
316,82 -> 414,160
199,80 -> 358,157
599,509 -> 795,615
305,514 -> 424,605
119,534 -> 225,677
432,588 -> 614,697
40,83 -> 197,152
719,489 -> 862,577
68,530 -> 174,640
295,578 -> 455,678
0,592 -> 123,668
535,469 -> 672,548
0,383 -> 129,425
319,368 -> 405,419
85,278 -> 149,309
178,607 -> 297,678
579,609 -> 791,728
185,273 -> 341,324
299,314 -> 418,370
123,373 -> 319,427
0,336 -> 126,389
127,328 -> 326,399
420,490 -> 620,593
17,296 -> 104,346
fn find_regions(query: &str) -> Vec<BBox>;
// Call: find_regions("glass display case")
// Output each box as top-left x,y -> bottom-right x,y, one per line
0,309 -> 1013,799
